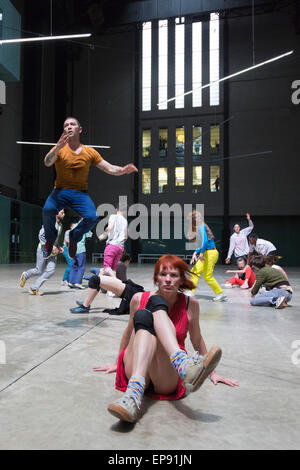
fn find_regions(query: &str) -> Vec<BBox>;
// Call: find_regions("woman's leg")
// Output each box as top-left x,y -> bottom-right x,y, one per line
230,277 -> 244,286
203,250 -> 223,295
189,259 -> 204,292
62,246 -> 72,281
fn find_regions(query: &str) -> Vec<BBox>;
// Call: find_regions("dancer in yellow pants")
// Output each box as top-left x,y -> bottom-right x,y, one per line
188,211 -> 227,301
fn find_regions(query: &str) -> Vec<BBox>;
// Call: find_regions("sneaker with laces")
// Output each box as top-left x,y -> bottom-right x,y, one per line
183,346 -> 222,393
213,293 -> 227,302
42,241 -> 54,259
61,280 -> 69,286
20,272 -> 26,288
240,280 -> 249,289
108,394 -> 140,423
70,304 -> 90,314
74,283 -> 85,289
29,287 -> 43,296
275,296 -> 287,309
222,283 -> 233,289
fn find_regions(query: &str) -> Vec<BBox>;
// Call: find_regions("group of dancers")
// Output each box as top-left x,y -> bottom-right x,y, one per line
18,116 -> 293,423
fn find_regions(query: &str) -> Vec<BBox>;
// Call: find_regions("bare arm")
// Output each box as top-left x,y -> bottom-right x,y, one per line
44,132 -> 69,167
96,159 -> 138,176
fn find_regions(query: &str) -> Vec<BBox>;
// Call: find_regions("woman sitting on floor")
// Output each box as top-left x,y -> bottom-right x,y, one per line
223,257 -> 256,289
249,255 -> 293,309
95,255 -> 239,423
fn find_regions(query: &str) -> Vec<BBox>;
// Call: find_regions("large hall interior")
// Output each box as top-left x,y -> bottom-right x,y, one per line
0,0 -> 299,451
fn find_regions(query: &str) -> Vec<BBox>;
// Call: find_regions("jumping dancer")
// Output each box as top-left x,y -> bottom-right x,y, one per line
42,117 -> 137,260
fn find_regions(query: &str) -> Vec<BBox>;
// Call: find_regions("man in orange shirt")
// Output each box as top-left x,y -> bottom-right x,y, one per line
42,117 -> 138,259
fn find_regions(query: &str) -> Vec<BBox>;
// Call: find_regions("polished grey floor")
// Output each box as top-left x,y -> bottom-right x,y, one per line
0,263 -> 299,450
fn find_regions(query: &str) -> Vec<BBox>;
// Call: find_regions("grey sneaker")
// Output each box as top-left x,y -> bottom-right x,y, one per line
108,394 -> 140,423
275,296 -> 287,309
183,346 -> 222,393
213,293 -> 227,302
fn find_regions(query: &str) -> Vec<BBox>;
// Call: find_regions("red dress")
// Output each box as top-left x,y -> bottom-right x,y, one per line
115,291 -> 189,400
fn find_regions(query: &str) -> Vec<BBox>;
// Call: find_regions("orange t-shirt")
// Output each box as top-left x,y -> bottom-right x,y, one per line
54,144 -> 103,190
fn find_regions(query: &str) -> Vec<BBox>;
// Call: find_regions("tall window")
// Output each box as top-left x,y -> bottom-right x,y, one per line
192,126 -> 202,161
193,166 -> 202,193
210,166 -> 220,192
158,20 -> 168,110
175,17 -> 185,109
0,10 -> 3,38
142,169 -> 151,194
176,126 -> 185,166
159,128 -> 168,160
210,125 -> 220,154
142,22 -> 152,111
209,12 -> 220,106
175,167 -> 185,192
142,129 -> 151,158
158,168 -> 168,193
192,21 -> 202,107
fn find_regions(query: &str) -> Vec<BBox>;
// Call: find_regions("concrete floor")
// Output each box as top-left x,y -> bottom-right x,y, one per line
0,262 -> 299,450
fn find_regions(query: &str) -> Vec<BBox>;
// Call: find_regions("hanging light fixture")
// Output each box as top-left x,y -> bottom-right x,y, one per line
0,33 -> 91,45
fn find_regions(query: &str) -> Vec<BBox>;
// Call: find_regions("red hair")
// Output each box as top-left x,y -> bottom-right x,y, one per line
153,255 -> 195,291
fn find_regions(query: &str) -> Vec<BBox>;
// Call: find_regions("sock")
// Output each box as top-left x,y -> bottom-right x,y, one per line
126,375 -> 146,409
170,350 -> 190,379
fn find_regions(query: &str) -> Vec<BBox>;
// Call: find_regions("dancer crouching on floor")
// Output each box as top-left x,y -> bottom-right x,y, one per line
95,255 -> 238,423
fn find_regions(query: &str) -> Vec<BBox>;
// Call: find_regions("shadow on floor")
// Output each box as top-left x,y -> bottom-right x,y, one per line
171,400 -> 221,423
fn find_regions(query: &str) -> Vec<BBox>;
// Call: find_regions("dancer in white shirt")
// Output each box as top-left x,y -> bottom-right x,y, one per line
225,213 -> 254,265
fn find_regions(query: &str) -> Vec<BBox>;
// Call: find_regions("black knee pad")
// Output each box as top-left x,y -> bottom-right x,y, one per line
133,308 -> 156,336
145,294 -> 168,314
88,275 -> 101,291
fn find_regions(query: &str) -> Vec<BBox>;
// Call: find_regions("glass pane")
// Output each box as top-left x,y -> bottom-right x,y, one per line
210,125 -> 220,154
210,12 -> 220,106
193,166 -> 202,193
192,21 -> 202,107
176,127 -> 185,166
159,128 -> 168,160
192,126 -> 202,158
0,10 -> 3,38
175,21 -> 185,109
142,168 -> 151,194
158,20 -> 168,110
175,167 -> 185,192
142,22 -> 152,111
142,129 -> 151,158
210,166 -> 220,192
158,168 -> 168,193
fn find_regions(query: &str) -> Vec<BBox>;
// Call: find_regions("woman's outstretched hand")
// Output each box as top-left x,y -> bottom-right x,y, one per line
93,363 -> 117,374
210,370 -> 239,387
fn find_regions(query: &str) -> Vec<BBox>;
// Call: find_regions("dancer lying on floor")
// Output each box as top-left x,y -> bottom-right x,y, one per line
94,255 -> 239,423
